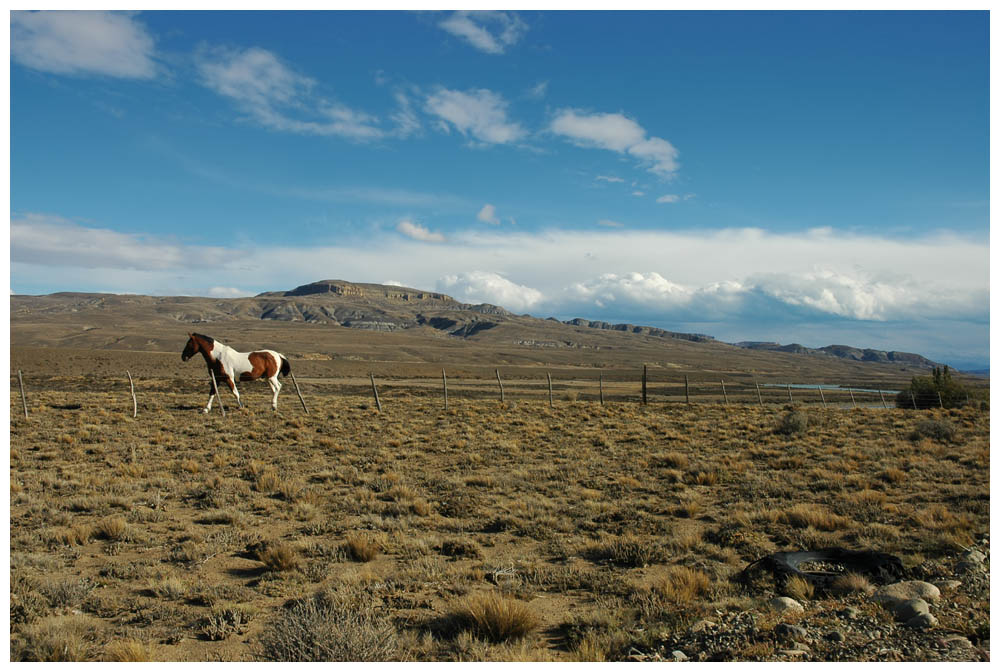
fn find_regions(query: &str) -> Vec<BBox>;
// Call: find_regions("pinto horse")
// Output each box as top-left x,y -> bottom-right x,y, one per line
181,333 -> 291,412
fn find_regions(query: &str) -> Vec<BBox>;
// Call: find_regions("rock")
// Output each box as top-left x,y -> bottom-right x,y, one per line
935,580 -> 962,592
775,623 -> 808,641
777,649 -> 806,657
893,598 -> 930,622
836,607 -> 859,619
671,650 -> 689,661
836,606 -> 861,620
791,642 -> 811,653
962,550 -> 986,564
769,597 -> 804,613
825,629 -> 846,643
688,619 -> 717,634
940,635 -> 973,648
956,561 -> 981,574
872,581 -> 940,607
905,612 -> 938,629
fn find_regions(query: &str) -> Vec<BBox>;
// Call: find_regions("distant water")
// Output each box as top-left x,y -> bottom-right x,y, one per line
762,383 -> 901,395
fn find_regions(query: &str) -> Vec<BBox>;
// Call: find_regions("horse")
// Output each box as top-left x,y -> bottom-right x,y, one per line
181,333 -> 291,412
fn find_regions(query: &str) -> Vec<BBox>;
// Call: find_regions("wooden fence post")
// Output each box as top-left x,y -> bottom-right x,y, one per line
642,365 -> 647,405
685,375 -> 690,405
818,386 -> 827,408
17,370 -> 28,420
787,383 -> 793,403
599,374 -> 604,406
496,369 -> 504,403
849,388 -> 857,409
290,373 -> 309,414
878,389 -> 887,409
755,380 -> 763,407
937,391 -> 944,409
126,370 -> 137,418
210,370 -> 226,417
442,369 -> 448,410
547,372 -> 553,408
721,379 -> 728,405
369,373 -> 382,413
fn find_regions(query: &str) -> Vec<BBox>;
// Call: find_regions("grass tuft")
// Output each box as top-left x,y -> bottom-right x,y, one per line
451,591 -> 541,643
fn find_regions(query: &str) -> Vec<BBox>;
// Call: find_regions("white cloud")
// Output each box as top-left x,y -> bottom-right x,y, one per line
11,10 -> 157,79
207,286 -> 252,298
526,80 -> 548,99
10,213 -> 228,270
551,109 -> 679,176
596,175 -> 625,183
598,219 -> 624,228
197,46 -> 383,140
632,191 -> 645,197
438,271 -> 542,312
396,219 -> 445,243
425,87 -> 525,145
12,216 -> 988,363
657,194 -> 680,203
477,204 -> 500,225
438,11 -> 527,54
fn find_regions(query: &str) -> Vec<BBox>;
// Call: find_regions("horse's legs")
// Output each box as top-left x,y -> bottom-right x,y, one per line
226,378 -> 242,409
204,381 -> 215,413
268,376 -> 281,411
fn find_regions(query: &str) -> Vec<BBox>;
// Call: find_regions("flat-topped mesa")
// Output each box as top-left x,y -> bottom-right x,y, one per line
261,280 -> 456,303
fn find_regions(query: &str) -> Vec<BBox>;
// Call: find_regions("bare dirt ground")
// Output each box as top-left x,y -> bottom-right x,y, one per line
9,369 -> 989,661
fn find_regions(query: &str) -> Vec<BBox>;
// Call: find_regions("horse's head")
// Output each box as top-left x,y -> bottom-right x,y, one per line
181,333 -> 200,361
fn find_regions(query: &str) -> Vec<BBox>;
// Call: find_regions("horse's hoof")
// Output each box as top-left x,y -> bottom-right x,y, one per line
202,409 -> 210,414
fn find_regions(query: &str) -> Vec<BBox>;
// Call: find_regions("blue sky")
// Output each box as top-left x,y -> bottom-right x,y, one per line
8,9 -> 991,369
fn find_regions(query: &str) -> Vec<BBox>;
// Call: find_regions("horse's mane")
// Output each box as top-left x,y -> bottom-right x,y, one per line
192,333 -> 215,345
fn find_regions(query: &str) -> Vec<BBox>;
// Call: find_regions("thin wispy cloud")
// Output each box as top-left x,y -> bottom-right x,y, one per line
438,11 -> 527,54
595,175 -> 625,183
196,45 -> 384,140
656,194 -> 680,203
425,87 -> 526,145
551,109 -> 679,176
396,219 -> 445,243
11,10 -> 158,79
10,213 -> 229,270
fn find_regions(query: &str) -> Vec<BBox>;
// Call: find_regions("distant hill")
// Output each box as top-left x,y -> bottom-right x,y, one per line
11,279 -> 945,376
733,341 -> 938,368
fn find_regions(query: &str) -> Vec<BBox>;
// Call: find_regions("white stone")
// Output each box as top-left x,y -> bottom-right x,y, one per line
872,581 -> 940,607
905,612 -> 938,629
769,596 -> 805,613
893,598 -> 930,622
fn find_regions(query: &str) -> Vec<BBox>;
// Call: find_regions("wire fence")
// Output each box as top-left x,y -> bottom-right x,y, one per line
13,365 -> 983,419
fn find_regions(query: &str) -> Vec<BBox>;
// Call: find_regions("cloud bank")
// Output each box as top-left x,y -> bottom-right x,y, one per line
11,214 -> 988,365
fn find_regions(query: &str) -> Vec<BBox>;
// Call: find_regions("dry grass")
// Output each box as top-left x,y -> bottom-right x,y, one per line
451,591 -> 541,643
651,566 -> 712,604
8,382 -> 989,662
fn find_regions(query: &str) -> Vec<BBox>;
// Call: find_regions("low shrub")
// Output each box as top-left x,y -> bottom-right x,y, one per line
257,588 -> 400,661
909,418 -> 956,443
776,411 -> 809,435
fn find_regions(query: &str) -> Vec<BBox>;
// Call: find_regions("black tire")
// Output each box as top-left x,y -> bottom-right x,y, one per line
739,547 -> 904,592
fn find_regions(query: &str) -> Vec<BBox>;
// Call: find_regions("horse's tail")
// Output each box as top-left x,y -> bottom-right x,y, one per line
279,356 -> 291,377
